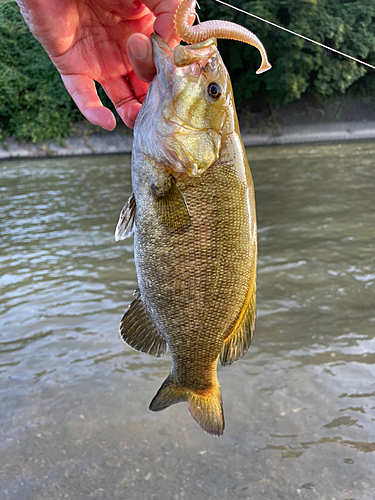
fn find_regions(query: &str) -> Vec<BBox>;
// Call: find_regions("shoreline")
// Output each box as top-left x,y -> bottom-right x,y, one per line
1,119 -> 375,160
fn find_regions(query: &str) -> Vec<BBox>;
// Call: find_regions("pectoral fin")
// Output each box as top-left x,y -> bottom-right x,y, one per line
120,291 -> 167,357
152,178 -> 191,231
115,193 -> 136,241
220,285 -> 256,366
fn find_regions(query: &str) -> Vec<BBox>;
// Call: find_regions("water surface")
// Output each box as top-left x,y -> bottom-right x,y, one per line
1,143 -> 374,499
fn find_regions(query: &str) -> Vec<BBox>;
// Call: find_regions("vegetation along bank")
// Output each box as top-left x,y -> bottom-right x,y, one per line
0,0 -> 375,156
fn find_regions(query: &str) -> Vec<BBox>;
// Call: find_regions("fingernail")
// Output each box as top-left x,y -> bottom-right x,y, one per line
130,38 -> 149,60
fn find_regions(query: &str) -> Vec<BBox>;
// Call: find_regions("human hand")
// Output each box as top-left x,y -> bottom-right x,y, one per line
16,0 -> 181,129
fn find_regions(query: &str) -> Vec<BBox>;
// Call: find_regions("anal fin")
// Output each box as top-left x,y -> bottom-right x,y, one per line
115,193 -> 136,241
120,292 -> 167,357
220,285 -> 256,366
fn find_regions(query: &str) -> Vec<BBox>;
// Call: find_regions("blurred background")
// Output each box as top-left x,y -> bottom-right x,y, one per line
0,0 -> 375,144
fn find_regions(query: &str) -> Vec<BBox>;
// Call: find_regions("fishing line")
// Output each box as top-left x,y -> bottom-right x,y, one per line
196,1 -> 201,23
214,0 -> 375,71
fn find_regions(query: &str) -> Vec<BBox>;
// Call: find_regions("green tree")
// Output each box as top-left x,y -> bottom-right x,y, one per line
1,0 -> 374,142
200,0 -> 375,106
0,1 -> 82,142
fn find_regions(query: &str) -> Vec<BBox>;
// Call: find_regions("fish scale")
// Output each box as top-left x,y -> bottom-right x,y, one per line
134,132 -> 255,429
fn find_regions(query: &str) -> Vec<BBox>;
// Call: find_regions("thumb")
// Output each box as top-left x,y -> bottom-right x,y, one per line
127,34 -> 156,83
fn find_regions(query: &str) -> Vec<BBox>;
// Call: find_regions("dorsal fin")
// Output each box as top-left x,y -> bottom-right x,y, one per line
120,292 -> 167,357
220,285 -> 256,366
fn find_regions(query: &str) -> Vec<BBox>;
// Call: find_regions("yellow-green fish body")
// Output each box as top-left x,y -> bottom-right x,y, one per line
116,35 -> 257,436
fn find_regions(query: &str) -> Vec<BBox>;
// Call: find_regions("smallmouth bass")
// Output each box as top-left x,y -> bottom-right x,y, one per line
116,0 -> 271,436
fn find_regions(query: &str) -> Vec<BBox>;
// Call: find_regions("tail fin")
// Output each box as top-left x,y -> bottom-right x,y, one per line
149,375 -> 225,436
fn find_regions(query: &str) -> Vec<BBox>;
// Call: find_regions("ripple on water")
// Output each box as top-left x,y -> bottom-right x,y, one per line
1,145 -> 375,498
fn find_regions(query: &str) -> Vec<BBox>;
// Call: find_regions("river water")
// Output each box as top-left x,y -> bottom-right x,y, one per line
0,142 -> 374,500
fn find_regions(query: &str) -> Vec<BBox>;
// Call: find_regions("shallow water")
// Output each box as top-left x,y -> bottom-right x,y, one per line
0,142 -> 374,500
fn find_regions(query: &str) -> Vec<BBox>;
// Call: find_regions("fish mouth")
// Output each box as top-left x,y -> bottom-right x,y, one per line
150,33 -> 220,77
150,33 -> 173,54
151,31 -> 218,69
173,38 -> 218,67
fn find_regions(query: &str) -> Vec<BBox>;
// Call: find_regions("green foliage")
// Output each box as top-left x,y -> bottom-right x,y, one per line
200,0 -> 375,107
0,1 -> 82,142
1,0 -> 374,142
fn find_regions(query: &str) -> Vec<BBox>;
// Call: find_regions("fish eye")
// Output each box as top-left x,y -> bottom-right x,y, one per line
207,82 -> 222,100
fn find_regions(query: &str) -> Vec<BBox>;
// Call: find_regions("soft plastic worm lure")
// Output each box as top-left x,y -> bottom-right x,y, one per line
215,0 -> 375,72
174,0 -> 272,74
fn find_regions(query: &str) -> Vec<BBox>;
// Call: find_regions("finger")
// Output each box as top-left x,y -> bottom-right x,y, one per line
101,75 -> 143,129
153,12 -> 180,48
124,103 -> 142,130
127,33 -> 156,83
61,74 -> 116,131
144,0 -> 181,46
16,0 -> 76,56
128,70 -> 149,103
126,71 -> 149,127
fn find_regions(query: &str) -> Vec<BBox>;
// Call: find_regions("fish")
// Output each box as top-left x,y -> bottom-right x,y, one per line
115,0 -> 271,436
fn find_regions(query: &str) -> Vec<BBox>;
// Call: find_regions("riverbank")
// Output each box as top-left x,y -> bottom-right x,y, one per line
1,96 -> 375,159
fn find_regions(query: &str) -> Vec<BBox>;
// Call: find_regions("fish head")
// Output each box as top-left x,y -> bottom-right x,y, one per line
143,34 -> 236,178
170,38 -> 231,131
